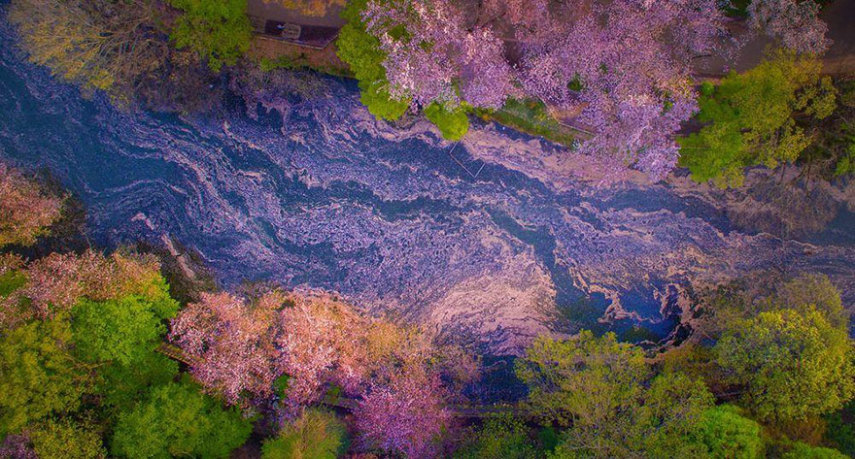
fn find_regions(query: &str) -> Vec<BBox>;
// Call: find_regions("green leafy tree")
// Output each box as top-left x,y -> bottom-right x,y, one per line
825,400 -> 855,457
636,372 -> 716,457
261,409 -> 347,459
516,331 -> 648,428
687,405 -> 764,459
679,51 -> 836,187
29,418 -> 106,459
775,274 -> 848,330
802,79 -> 855,178
519,332 -> 715,457
111,381 -> 252,458
546,371 -> 714,458
336,0 -> 409,121
424,103 -> 470,141
701,274 -> 847,339
168,0 -> 252,72
0,317 -> 92,436
454,416 -> 538,459
70,284 -> 179,413
715,307 -> 855,423
97,352 -> 178,414
72,294 -> 177,367
783,442 -> 849,459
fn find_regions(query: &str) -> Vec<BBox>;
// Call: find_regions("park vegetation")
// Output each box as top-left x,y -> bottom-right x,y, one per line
5,0 -> 850,184
333,0 -> 833,181
2,160 -> 855,457
6,0 -> 249,111
679,51 -> 840,187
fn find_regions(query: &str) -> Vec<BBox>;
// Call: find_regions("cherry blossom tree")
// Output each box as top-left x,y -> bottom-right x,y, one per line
749,0 -> 829,54
170,290 -> 396,408
2,251 -> 165,328
353,369 -> 450,458
513,0 -> 728,180
169,291 -> 285,405
355,0 -> 829,180
169,287 -> 477,431
0,163 -> 62,247
363,0 -> 515,109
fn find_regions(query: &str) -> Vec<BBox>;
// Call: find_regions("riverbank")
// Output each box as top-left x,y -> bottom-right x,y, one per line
3,17 -> 854,354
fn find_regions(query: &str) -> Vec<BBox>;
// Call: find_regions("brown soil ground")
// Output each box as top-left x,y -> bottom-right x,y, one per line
247,35 -> 352,76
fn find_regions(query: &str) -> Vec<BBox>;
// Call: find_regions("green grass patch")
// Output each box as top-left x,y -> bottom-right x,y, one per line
475,99 -> 577,146
259,55 -> 352,79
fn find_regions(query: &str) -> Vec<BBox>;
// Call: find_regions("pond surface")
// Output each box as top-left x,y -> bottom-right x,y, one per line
1,18 -> 853,355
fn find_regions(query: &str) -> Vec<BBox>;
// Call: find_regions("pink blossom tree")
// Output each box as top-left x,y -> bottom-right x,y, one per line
2,251 -> 165,328
168,287 -> 477,456
169,291 -> 285,405
363,0 -> 515,109
513,0 -> 728,180
358,0 -> 828,180
0,163 -> 62,247
276,292 -> 375,406
353,369 -> 451,458
170,290 -> 395,408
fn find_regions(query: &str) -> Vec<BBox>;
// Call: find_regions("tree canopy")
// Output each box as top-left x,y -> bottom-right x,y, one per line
337,0 -> 829,177
111,380 -> 252,458
454,417 -> 539,459
0,164 -> 62,247
424,103 -> 471,142
515,331 -> 648,427
715,307 -> 855,423
708,274 -> 855,423
336,0 -> 410,121
261,409 -> 348,459
7,0 -> 170,98
517,332 -> 716,457
782,442 -> 850,459
72,294 -> 177,367
679,51 -> 837,187
0,317 -> 90,436
168,0 -> 253,72
28,418 -> 106,459
688,405 -> 765,459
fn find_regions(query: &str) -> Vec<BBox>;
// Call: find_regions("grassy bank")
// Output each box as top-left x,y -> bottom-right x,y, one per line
475,99 -> 579,146
251,37 -> 576,144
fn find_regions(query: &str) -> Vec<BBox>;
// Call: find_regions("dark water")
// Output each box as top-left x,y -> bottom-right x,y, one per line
1,17 -> 853,354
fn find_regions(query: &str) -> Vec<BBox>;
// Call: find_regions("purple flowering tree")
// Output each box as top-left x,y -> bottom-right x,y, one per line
353,369 -> 450,457
359,0 -> 828,180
